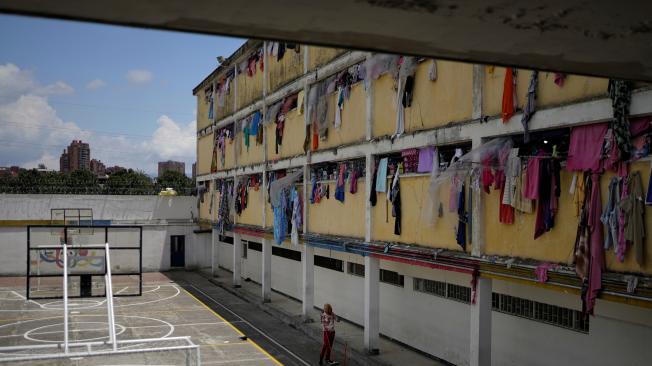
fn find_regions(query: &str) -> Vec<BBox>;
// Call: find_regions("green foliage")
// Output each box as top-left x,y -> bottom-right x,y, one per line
0,168 -> 192,195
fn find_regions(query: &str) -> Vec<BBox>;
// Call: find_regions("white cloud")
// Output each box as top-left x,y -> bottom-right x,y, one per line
86,78 -> 106,90
126,69 -> 153,84
0,63 -> 74,99
0,63 -> 195,175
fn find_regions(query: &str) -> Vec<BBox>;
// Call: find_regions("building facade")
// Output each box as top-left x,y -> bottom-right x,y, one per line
194,41 -> 652,366
158,160 -> 185,177
59,140 -> 90,173
90,159 -> 106,176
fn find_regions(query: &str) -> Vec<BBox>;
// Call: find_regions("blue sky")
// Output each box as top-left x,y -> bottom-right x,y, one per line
0,14 -> 244,176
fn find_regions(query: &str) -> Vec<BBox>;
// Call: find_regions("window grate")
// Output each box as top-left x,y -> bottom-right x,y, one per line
492,293 -> 589,333
380,269 -> 404,287
315,255 -> 343,272
272,246 -> 302,261
413,278 -> 447,297
248,241 -> 262,252
347,262 -> 365,277
446,283 -> 471,303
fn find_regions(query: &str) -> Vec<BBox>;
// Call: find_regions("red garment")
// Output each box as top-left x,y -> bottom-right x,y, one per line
499,184 -> 514,224
501,68 -> 515,123
320,330 -> 335,361
481,155 -> 494,194
311,122 -> 319,151
585,173 -> 604,315
523,157 -> 541,200
566,122 -> 608,172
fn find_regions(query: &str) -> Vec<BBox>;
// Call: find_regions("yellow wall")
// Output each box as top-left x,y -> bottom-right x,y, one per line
269,47 -> 304,91
372,74 -> 396,137
483,67 -> 609,118
197,132 -> 214,175
237,128 -> 265,166
317,82 -> 367,150
267,108 -> 305,160
216,79 -> 235,120
236,68 -> 263,109
308,47 -> 345,70
484,161 -> 652,275
405,61 -> 473,131
372,175 -> 467,252
238,186 -> 264,226
308,182 -> 366,238
197,91 -> 211,131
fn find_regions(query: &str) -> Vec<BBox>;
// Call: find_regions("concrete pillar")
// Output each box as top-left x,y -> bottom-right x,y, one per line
301,244 -> 314,321
470,277 -> 492,366
211,227 -> 218,277
471,136 -> 485,257
233,233 -> 242,287
262,238 -> 272,302
364,154 -> 373,242
364,256 -> 380,354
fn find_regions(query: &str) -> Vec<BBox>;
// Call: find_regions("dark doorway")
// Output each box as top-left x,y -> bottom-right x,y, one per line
170,235 -> 185,268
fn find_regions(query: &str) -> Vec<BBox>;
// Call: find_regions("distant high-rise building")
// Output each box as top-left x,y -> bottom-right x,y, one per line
192,162 -> 196,180
158,160 -> 185,177
90,159 -> 106,176
105,165 -> 126,175
59,140 -> 90,173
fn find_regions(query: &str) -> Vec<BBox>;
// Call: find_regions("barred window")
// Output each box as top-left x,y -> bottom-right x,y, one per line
492,293 -> 589,333
380,269 -> 404,287
447,283 -> 471,303
347,262 -> 365,277
315,255 -> 343,272
413,278 -> 447,297
272,246 -> 301,261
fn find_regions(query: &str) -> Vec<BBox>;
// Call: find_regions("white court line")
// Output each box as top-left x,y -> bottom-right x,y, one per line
114,287 -> 129,295
202,357 -> 272,365
10,291 -> 25,300
124,322 -> 225,329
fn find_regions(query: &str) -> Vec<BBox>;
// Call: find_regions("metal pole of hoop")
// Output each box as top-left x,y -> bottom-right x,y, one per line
62,243 -> 69,354
104,242 -> 117,351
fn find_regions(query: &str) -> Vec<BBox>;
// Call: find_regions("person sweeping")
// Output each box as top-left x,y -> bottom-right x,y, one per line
319,303 -> 340,365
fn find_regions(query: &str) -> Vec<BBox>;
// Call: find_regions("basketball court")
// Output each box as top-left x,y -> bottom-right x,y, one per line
0,224 -> 282,365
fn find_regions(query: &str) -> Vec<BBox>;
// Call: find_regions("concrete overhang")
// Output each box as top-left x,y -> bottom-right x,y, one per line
1,0 -> 651,81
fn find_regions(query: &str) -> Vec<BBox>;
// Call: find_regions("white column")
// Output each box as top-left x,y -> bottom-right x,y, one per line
364,256 -> 380,354
365,154 -> 373,242
262,238 -> 272,302
233,233 -> 242,287
470,277 -> 492,366
301,244 -> 314,321
211,227 -> 218,277
471,136 -> 484,257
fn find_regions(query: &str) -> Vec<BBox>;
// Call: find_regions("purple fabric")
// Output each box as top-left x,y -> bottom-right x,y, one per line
417,147 -> 435,173
585,173 -> 604,315
567,123 -> 609,172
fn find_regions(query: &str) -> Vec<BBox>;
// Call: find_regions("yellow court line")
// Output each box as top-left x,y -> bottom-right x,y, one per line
182,288 -> 283,366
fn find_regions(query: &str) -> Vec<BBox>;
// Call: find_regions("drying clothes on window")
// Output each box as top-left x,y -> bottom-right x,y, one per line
207,87 -> 215,121
572,172 -> 586,217
456,183 -> 467,250
554,73 -> 566,87
388,171 -> 402,235
310,175 -> 317,204
242,119 -> 250,151
234,180 -> 248,215
501,68 -> 516,123
585,173 -> 604,315
216,181 -> 232,235
428,59 -> 437,81
307,76 -> 335,140
535,262 -> 559,283
277,43 -> 286,61
401,149 -> 419,173
250,111 -> 261,137
334,87 -> 344,129
375,158 -> 388,193
523,156 -> 542,200
363,54 -> 400,90
511,166 -> 534,213
335,163 -> 346,203
481,154 -> 495,194
349,167 -> 359,194
449,175 -> 462,213
297,90 -> 305,115
393,57 -> 417,139
567,122 -> 609,172
417,147 -> 435,173
534,158 -> 560,239
273,187 -> 289,244
275,95 -> 298,154
647,163 -> 652,205
602,128 -> 626,176
496,148 -> 514,224
501,148 -> 520,206
370,161 -> 378,207
608,79 -> 633,161
620,171 -> 646,266
211,132 -> 220,174
265,102 -> 282,126
521,71 -> 538,143
602,176 -> 621,254
290,187 -> 302,246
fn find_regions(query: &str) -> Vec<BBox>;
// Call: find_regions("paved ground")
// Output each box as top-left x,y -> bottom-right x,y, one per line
0,272 -> 294,365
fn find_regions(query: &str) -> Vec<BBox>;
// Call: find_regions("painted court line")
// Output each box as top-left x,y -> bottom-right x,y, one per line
183,287 -> 287,366
202,357 -> 273,365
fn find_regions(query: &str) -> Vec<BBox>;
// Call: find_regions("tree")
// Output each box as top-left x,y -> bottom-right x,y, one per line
156,170 -> 192,194
106,169 -> 153,195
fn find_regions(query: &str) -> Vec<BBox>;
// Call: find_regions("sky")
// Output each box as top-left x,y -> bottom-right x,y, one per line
0,14 -> 245,176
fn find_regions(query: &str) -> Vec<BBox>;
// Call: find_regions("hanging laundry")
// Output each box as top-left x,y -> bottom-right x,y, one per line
620,171 -> 646,266
602,177 -> 621,254
334,87 -> 344,129
585,173 -> 604,315
349,167 -> 359,194
480,153 -> 495,194
417,147 -> 435,173
277,43 -> 286,61
511,165 -> 534,213
207,86 -> 215,121
401,149 -> 419,173
242,119 -> 250,151
393,57 -> 417,139
647,163 -> 652,205
375,158 -> 388,193
534,158 -> 560,239
273,188 -> 289,244
290,187 -> 302,245
496,148 -> 514,224
501,68 -> 516,123
566,122 -> 609,172
456,183 -> 467,250
297,89 -> 305,115
608,79 -> 633,161
310,175 -> 317,204
388,171 -> 402,235
216,181 -> 232,234
211,131 -> 220,173
626,276 -> 639,294
428,59 -> 437,81
250,111 -> 261,137
334,164 -> 346,202
572,172 -> 587,217
521,71 -> 538,143
535,262 -> 559,283
554,73 -> 566,87
501,148 -> 520,207
370,161 -> 378,207
449,175 -> 461,213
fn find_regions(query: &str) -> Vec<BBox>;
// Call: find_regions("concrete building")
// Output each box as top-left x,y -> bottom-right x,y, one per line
90,159 -> 106,176
105,165 -> 126,175
59,140 -> 90,173
193,41 -> 652,366
158,160 -> 185,177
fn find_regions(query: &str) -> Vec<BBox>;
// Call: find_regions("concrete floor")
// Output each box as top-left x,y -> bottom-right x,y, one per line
0,273 -> 285,365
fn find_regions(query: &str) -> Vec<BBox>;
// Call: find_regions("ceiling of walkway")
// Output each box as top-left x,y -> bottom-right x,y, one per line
2,0 -> 652,81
